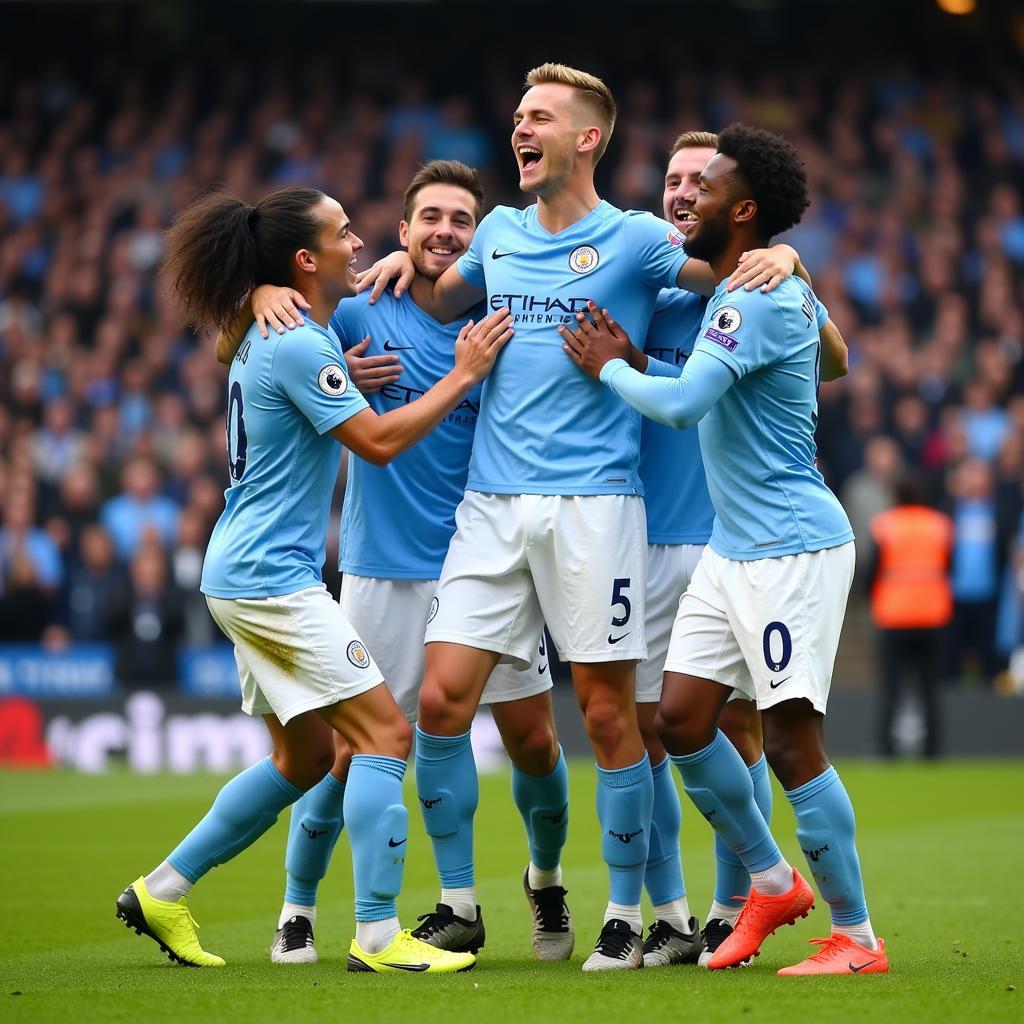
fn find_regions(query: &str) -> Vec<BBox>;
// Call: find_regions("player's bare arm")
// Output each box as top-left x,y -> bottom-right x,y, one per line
332,308 -> 512,465
214,285 -> 312,364
676,243 -> 800,297
819,318 -> 849,382
356,250 -> 484,320
214,306 -> 256,365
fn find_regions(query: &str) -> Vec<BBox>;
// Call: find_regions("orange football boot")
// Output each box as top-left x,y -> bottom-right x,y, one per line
707,868 -> 815,969
778,934 -> 889,976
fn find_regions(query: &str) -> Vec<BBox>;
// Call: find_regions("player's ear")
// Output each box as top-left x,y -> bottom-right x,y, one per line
398,220 -> 410,248
733,198 -> 757,225
295,248 -> 317,273
578,125 -> 602,157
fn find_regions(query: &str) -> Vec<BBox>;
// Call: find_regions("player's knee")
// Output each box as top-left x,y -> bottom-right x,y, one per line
385,715 -> 414,760
274,744 -> 334,792
654,702 -> 714,755
418,677 -> 471,734
762,730 -> 812,791
722,722 -> 762,766
505,720 -> 558,775
582,698 -> 630,755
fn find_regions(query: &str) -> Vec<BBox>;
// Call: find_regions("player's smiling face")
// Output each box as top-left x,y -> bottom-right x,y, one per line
663,146 -> 716,235
309,196 -> 364,298
512,83 -> 585,197
682,153 -> 740,263
399,183 -> 477,282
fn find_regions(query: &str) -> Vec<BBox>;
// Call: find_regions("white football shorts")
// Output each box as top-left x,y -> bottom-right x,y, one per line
206,584 -> 385,725
636,543 -> 705,703
339,573 -> 552,722
425,491 -> 647,664
663,542 -> 855,713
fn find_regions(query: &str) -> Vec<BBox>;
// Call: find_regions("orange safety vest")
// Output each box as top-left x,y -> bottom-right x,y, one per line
869,505 -> 954,629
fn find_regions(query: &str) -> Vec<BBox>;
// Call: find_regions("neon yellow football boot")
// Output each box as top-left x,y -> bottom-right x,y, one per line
115,876 -> 225,967
347,929 -> 476,973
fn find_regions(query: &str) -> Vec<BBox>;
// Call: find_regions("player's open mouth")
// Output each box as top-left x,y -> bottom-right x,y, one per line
673,208 -> 698,230
518,146 -> 542,171
427,246 -> 458,257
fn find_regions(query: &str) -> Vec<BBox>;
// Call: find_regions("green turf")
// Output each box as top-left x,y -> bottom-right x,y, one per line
1,760 -> 1021,1023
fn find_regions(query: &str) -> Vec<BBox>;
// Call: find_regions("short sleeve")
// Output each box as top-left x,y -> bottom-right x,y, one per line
693,289 -> 784,380
455,210 -> 490,287
623,212 -> 689,290
815,296 -> 829,330
272,325 -> 368,435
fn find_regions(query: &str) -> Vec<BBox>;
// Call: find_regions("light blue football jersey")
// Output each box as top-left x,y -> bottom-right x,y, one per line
693,277 -> 852,560
330,291 -> 484,579
201,318 -> 368,598
640,289 -> 714,545
456,201 -> 689,494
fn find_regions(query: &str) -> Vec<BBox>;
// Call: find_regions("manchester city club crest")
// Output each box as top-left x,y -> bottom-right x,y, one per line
568,245 -> 600,274
346,640 -> 370,668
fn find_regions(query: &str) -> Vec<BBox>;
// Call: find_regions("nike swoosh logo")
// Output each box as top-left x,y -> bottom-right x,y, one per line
769,675 -> 791,689
537,663 -> 547,674
607,632 -> 631,645
382,961 -> 430,971
491,249 -> 520,260
848,960 -> 877,973
387,837 -> 407,848
383,340 -> 415,351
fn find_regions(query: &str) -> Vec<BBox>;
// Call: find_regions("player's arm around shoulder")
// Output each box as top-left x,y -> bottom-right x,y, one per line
271,321 -> 369,437
329,308 -> 512,466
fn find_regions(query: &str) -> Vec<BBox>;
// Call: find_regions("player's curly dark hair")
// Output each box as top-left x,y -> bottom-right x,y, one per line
162,186 -> 324,330
717,123 -> 809,241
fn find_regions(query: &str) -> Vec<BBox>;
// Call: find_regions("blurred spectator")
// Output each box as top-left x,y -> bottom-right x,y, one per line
171,506 -> 216,647
66,525 -> 127,642
869,473 -> 953,758
99,456 -> 180,561
110,543 -> 184,687
948,459 -> 1001,683
0,550 -> 56,641
0,491 -> 62,595
31,397 -> 85,486
843,436 -> 901,576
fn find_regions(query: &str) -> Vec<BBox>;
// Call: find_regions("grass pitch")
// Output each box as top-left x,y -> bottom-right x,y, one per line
2,760 -> 1021,1023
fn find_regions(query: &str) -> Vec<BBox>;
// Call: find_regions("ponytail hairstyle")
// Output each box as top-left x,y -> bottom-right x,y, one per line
163,186 -> 325,330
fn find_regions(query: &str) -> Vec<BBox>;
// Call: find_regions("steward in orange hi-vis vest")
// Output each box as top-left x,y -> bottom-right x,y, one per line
869,506 -> 954,630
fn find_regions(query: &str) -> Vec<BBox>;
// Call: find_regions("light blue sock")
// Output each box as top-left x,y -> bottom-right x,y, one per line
786,765 -> 868,925
344,755 -> 408,922
644,756 -> 684,905
168,757 -> 302,882
511,745 -> 569,871
670,731 -> 781,873
714,753 -> 773,906
284,772 -> 346,905
596,753 -> 654,906
414,727 -> 478,888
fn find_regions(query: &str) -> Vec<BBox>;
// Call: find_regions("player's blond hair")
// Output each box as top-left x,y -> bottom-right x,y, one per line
669,130 -> 719,156
524,63 -> 617,163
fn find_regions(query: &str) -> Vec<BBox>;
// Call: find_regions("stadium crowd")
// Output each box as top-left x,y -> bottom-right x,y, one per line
0,57 -> 1022,688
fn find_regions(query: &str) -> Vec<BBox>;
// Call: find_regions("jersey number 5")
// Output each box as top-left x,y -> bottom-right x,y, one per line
227,381 -> 248,482
611,578 -> 632,627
